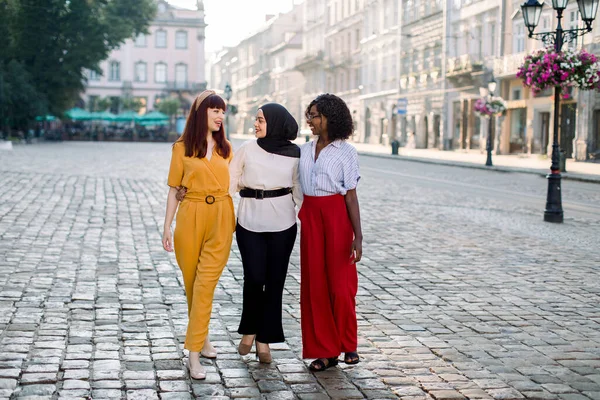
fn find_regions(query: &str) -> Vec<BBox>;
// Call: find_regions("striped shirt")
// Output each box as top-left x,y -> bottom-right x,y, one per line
299,140 -> 360,197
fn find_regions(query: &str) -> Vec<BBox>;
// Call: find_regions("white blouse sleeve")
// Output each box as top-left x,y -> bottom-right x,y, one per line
229,142 -> 246,197
342,146 -> 360,191
292,159 -> 303,209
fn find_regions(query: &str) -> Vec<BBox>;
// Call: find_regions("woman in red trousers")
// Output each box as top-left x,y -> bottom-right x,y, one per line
298,93 -> 363,371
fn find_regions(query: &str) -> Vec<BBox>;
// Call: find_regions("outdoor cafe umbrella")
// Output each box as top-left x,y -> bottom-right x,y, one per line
135,111 -> 169,123
90,111 -> 116,122
137,120 -> 169,127
114,110 -> 139,122
35,115 -> 56,122
65,107 -> 92,121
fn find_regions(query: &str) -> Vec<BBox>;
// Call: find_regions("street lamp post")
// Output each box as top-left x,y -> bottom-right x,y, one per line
224,83 -> 233,140
520,0 -> 599,223
486,77 -> 497,167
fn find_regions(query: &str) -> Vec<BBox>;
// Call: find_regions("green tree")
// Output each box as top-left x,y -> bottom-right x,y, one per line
0,60 -> 47,137
122,97 -> 143,112
158,98 -> 181,132
2,0 -> 156,129
96,97 -> 113,112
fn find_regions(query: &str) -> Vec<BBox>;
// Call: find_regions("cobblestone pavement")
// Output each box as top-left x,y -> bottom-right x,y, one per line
1,141 -> 599,400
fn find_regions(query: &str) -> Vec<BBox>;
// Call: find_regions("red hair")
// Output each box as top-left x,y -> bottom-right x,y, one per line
177,94 -> 231,159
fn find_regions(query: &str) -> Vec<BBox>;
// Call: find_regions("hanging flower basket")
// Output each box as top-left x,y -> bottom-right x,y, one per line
474,96 -> 507,118
517,47 -> 600,98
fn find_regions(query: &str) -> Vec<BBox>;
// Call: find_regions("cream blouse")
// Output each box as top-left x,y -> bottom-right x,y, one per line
229,140 -> 303,232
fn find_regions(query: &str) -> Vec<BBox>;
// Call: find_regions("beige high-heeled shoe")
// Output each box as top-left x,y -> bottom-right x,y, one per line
187,353 -> 206,380
238,335 -> 255,356
256,341 -> 272,364
200,340 -> 217,359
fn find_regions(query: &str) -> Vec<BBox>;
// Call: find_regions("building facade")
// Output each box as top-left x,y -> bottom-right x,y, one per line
397,0 -> 445,149
84,0 -> 206,114
224,5 -> 304,136
359,0 -> 400,145
494,0 -> 590,158
295,0 -> 327,133
446,0 -> 502,152
574,15 -> 600,160
208,0 -> 600,163
323,0 -> 364,140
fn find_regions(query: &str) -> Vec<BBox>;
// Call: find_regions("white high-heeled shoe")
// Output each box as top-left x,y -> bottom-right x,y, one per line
187,354 -> 206,380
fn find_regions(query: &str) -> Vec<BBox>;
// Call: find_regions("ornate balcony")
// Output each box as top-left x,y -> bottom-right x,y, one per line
493,52 -> 527,78
295,50 -> 325,71
446,54 -> 485,78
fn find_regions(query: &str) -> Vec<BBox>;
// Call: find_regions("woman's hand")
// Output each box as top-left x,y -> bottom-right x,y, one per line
350,237 -> 362,263
175,186 -> 187,202
162,226 -> 174,252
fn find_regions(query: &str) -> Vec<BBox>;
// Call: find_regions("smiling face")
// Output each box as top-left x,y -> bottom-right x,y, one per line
306,104 -> 327,137
207,107 -> 225,132
254,109 -> 267,138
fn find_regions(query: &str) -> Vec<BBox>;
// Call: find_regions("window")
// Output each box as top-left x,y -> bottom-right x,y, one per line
135,34 -> 146,47
109,61 -> 120,81
134,62 -> 147,82
512,88 -> 522,100
567,9 -> 579,48
403,0 -> 413,23
156,30 -> 167,48
513,22 -> 525,52
434,46 -> 441,69
176,31 -> 188,49
155,63 -> 167,83
402,53 -> 410,74
88,95 -> 99,112
88,69 -> 101,81
423,48 -> 431,70
490,23 -> 496,56
475,26 -> 482,57
175,63 -> 187,88
412,50 -> 419,73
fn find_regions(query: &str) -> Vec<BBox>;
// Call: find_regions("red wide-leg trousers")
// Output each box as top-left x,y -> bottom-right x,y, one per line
299,194 -> 358,359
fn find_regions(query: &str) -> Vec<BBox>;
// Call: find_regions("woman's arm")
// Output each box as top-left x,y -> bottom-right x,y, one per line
345,189 -> 362,263
162,187 -> 180,252
229,142 -> 246,196
292,161 -> 303,209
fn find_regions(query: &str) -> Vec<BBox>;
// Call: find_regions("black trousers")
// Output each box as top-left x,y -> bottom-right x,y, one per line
236,222 -> 297,343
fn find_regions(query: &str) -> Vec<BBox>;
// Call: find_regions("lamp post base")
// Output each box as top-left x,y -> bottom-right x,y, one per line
543,172 -> 564,223
485,153 -> 493,167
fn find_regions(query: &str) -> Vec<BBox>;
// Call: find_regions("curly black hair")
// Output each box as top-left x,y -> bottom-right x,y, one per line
306,93 -> 354,141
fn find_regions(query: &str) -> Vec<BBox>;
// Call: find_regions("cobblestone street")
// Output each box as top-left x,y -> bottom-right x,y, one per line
1,141 -> 599,400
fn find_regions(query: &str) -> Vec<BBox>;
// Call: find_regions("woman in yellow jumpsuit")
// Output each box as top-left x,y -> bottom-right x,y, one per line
162,90 -> 235,380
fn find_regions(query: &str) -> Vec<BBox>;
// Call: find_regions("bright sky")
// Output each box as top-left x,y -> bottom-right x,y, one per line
168,0 -> 298,54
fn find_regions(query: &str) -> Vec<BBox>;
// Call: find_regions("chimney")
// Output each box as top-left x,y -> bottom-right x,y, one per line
265,14 -> 275,22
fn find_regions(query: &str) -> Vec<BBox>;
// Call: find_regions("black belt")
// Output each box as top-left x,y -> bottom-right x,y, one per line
239,187 -> 292,200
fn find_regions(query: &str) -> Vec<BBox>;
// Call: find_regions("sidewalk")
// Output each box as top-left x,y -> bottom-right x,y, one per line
231,133 -> 600,184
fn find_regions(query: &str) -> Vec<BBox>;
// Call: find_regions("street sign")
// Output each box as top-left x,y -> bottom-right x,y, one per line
396,98 -> 407,115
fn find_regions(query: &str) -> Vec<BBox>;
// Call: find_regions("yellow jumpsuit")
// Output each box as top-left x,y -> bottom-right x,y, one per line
168,141 -> 235,352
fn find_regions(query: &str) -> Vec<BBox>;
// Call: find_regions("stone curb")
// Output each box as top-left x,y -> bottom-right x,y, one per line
357,150 -> 600,184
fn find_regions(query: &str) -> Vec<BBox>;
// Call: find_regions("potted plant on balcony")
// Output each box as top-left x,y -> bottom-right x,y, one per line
517,47 -> 600,98
474,96 -> 507,118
